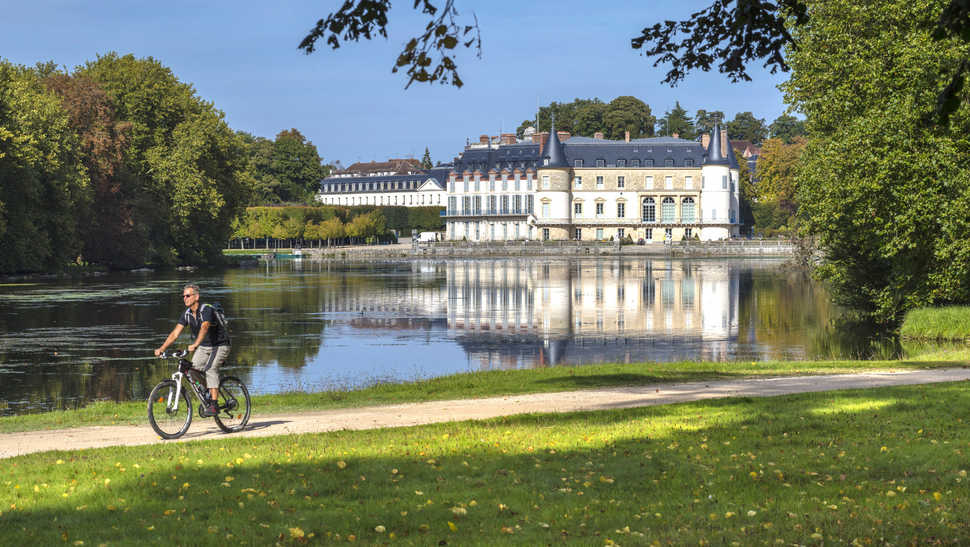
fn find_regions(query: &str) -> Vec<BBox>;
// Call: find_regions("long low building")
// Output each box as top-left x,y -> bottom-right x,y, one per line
316,167 -> 449,207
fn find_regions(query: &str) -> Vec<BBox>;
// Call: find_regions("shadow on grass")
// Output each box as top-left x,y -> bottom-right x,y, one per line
532,371 -> 738,390
7,383 -> 970,545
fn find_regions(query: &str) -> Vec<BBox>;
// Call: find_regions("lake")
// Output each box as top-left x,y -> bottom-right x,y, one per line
0,257 -> 881,415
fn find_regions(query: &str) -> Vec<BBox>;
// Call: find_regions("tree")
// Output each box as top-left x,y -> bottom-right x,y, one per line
514,119 -> 534,139
785,0 -> 970,325
535,99 -> 600,134
44,73 -> 139,268
421,147 -> 433,169
734,149 -> 756,232
571,101 -> 608,137
725,112 -> 768,143
80,53 -> 250,266
769,114 -> 806,144
659,101 -> 695,139
603,96 -> 655,140
237,132 -> 281,205
694,109 -> 724,136
755,137 -> 804,215
0,61 -> 88,273
317,216 -> 346,246
271,128 -> 326,203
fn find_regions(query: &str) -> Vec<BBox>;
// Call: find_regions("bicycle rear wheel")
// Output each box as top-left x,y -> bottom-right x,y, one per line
147,379 -> 192,439
214,376 -> 251,433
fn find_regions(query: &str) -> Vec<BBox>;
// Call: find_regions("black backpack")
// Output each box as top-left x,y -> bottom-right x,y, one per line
201,303 -> 231,343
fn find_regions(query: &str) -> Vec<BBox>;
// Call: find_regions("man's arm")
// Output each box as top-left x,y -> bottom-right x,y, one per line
155,324 -> 185,356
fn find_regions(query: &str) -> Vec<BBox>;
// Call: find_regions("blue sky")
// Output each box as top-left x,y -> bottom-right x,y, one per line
2,1 -> 792,167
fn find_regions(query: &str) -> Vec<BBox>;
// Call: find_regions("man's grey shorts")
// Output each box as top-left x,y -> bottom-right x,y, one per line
192,345 -> 230,388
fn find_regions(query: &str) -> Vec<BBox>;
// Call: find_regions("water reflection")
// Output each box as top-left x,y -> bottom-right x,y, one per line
449,260 -> 753,369
0,258 -> 894,415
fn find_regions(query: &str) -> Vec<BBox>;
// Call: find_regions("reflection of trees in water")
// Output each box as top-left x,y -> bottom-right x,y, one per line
224,261 -> 447,371
736,267 -> 900,359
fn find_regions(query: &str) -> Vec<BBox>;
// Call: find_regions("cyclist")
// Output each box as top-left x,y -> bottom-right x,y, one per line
154,283 -> 230,416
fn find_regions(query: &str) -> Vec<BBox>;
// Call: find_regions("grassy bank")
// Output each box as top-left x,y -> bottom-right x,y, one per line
901,306 -> 970,341
1,358 -> 964,434
4,381 -> 970,544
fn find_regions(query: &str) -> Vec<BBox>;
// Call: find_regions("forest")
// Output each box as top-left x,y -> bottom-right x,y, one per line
0,53 -> 443,273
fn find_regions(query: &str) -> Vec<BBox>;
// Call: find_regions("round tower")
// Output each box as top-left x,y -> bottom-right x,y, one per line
534,116 -> 572,240
700,122 -> 733,241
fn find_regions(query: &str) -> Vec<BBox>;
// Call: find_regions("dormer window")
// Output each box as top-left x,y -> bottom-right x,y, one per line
574,159 -> 583,167
684,159 -> 694,167
631,159 -> 640,167
596,159 -> 605,167
664,159 -> 674,167
617,159 -> 626,167
543,158 -> 550,166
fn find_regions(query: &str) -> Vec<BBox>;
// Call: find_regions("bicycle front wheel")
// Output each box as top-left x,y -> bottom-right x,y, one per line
214,376 -> 251,433
147,379 -> 192,439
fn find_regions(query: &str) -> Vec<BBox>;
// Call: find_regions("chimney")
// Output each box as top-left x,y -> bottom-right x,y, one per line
672,132 -> 679,139
702,133 -> 710,149
557,131 -> 570,142
537,132 -> 549,156
624,130 -> 630,142
594,131 -> 604,140
501,133 -> 516,145
720,130 -> 729,156
479,134 -> 489,144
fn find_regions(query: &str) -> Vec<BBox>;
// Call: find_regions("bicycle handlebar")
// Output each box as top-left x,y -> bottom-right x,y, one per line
159,349 -> 189,359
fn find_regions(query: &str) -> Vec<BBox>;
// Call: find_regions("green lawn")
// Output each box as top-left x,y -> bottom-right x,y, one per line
1,357 -> 965,434
3,381 -> 970,544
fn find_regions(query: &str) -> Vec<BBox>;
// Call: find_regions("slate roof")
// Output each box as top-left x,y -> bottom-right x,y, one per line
452,143 -> 541,173
338,158 -> 422,176
542,119 -> 568,168
563,136 -> 705,168
448,132 -> 744,172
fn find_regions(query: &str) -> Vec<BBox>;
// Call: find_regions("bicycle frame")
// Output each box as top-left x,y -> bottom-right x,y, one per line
166,369 -> 208,413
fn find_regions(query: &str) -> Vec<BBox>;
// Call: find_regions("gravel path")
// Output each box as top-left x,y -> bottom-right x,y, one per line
3,368 -> 968,459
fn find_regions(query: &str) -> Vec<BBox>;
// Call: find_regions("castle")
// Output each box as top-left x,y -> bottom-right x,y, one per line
318,121 -> 741,242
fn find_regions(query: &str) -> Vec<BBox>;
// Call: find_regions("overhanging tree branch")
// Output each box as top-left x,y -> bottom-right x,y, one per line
299,0 -> 481,88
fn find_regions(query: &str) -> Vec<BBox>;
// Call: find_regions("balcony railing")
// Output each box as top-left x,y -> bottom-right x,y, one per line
443,208 -> 533,218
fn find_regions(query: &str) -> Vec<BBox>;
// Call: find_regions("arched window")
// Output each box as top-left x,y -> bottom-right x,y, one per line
681,197 -> 695,223
642,197 -> 656,222
661,197 -> 676,222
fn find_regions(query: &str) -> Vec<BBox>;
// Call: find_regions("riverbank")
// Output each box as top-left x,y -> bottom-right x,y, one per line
2,356 -> 964,434
289,237 -> 797,260
4,372 -> 970,544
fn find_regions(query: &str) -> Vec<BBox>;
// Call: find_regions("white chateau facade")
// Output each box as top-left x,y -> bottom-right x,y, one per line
313,121 -> 742,242
446,122 -> 741,242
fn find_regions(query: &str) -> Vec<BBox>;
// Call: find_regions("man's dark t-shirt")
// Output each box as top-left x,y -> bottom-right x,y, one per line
178,305 -> 230,347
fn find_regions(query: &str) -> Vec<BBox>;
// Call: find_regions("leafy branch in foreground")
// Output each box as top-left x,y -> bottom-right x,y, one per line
298,0 -> 481,88
630,0 -> 809,85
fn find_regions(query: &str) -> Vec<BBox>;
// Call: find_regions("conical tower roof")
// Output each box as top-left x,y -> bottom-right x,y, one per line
542,115 -> 567,168
704,122 -> 730,166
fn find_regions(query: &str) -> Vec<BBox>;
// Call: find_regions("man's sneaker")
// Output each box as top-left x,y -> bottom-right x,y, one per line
202,402 -> 218,417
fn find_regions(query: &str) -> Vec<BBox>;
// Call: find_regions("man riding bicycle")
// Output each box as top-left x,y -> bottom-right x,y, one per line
154,283 -> 230,416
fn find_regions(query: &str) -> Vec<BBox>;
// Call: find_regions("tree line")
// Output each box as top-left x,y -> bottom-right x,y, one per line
0,53 -> 334,274
231,206 -> 444,248
516,97 -> 805,145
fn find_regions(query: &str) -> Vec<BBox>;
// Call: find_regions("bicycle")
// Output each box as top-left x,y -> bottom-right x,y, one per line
148,349 -> 251,439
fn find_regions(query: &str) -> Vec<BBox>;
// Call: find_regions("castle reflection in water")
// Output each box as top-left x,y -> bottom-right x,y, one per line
442,259 -> 745,369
